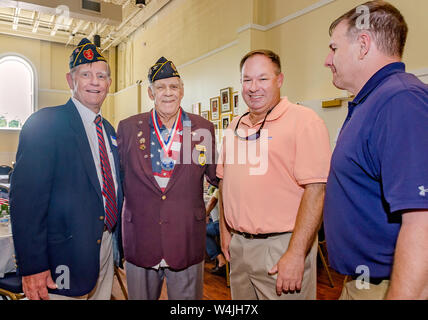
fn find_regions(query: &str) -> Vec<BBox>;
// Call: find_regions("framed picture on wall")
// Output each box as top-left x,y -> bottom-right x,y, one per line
210,97 -> 220,120
212,120 -> 220,132
212,120 -> 221,145
192,102 -> 201,115
201,110 -> 210,120
220,87 -> 232,113
232,91 -> 239,115
221,113 -> 232,130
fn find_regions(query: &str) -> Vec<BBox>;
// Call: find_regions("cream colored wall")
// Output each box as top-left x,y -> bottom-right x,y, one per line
268,0 -> 428,103
113,0 -> 428,135
0,33 -> 114,164
2,0 -> 427,163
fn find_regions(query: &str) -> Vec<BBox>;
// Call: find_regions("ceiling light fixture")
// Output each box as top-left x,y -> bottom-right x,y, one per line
136,0 -> 146,8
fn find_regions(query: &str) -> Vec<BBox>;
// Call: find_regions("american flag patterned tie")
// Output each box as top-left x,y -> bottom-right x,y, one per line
94,115 -> 117,232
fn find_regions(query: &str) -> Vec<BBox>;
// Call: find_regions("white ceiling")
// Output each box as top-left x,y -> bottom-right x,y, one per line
0,0 -> 172,51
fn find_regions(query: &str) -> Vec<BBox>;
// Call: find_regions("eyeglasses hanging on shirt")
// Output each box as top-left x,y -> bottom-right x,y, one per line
234,105 -> 277,141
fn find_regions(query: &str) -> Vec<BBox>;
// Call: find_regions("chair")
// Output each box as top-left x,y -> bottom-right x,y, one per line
0,185 -> 9,200
318,240 -> 334,288
225,262 -> 230,288
114,266 -> 128,300
318,224 -> 334,288
0,165 -> 12,175
0,272 -> 25,300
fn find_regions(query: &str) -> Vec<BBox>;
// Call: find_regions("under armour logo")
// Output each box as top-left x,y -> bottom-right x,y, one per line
419,186 -> 428,197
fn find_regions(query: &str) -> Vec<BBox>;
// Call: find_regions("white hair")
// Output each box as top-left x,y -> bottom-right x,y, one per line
149,77 -> 184,95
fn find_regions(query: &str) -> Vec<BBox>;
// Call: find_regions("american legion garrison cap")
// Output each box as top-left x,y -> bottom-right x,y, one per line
69,38 -> 107,70
148,57 -> 180,83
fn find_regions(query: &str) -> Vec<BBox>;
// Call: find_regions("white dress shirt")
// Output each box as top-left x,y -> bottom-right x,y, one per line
72,98 -> 118,199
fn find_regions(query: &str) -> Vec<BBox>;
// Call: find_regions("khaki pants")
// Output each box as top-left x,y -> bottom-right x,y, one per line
229,232 -> 317,300
49,230 -> 114,300
339,278 -> 390,300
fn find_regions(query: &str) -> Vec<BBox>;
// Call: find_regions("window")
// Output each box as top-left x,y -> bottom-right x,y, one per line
0,55 -> 35,130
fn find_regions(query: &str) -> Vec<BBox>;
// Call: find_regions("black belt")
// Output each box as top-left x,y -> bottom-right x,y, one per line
233,230 -> 288,239
350,275 -> 389,285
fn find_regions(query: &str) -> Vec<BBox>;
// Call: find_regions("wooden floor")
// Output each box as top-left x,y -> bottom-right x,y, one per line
112,253 -> 346,300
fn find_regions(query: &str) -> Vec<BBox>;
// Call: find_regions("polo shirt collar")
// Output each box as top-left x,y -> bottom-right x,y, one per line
240,97 -> 289,127
350,62 -> 405,107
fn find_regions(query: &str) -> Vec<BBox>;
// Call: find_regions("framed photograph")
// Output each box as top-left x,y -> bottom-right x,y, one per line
220,87 -> 232,113
221,113 -> 232,130
212,120 -> 220,132
201,110 -> 210,120
212,120 -> 221,145
210,97 -> 220,120
192,102 -> 201,115
232,91 -> 239,115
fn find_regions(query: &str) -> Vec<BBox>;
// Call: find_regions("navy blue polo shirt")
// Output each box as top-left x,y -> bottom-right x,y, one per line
323,62 -> 428,277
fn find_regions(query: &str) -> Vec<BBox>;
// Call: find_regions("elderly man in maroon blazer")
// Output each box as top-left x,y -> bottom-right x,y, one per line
117,57 -> 218,300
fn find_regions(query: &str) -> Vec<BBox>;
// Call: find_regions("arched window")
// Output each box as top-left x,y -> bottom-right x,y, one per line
0,55 -> 36,130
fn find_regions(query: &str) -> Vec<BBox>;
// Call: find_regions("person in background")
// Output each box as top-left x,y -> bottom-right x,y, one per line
205,186 -> 226,276
323,0 -> 428,299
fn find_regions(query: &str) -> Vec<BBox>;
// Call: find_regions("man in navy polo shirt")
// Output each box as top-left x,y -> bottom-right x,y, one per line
323,1 -> 428,300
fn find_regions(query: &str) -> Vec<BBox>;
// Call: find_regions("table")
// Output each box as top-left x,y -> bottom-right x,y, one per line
0,223 -> 15,278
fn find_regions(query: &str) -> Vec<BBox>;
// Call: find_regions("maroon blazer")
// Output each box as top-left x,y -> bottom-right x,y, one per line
117,110 -> 218,270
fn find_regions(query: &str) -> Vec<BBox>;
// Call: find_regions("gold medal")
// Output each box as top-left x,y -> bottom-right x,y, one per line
139,144 -> 146,151
198,152 -> 206,166
137,131 -> 143,138
139,138 -> 145,144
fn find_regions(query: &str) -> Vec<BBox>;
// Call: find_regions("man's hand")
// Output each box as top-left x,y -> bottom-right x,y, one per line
22,270 -> 57,300
220,227 -> 232,262
269,250 -> 305,295
218,179 -> 231,261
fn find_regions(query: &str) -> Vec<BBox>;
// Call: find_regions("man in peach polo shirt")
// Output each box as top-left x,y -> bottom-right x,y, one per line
217,50 -> 331,300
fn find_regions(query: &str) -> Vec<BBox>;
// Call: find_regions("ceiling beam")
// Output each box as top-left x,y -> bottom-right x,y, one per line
12,7 -> 21,30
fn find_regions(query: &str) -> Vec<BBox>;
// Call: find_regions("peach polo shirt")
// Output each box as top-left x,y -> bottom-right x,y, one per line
216,97 -> 331,234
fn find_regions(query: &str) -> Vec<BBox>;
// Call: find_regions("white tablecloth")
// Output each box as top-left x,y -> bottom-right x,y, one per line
0,223 -> 15,278
0,175 -> 8,183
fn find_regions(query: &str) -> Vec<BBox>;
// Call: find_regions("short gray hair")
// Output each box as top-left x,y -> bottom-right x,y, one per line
329,1 -> 408,58
149,77 -> 184,94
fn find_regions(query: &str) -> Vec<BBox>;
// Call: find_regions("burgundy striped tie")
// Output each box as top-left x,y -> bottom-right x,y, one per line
94,115 -> 117,232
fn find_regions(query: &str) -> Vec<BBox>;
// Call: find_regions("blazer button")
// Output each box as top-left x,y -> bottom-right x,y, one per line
99,216 -> 104,220
161,195 -> 166,200
97,239 -> 101,244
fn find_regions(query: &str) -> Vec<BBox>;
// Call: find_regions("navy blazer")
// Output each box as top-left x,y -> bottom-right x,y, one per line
10,99 -> 123,297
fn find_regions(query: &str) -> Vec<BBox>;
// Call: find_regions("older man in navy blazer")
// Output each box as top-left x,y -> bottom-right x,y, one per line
10,38 -> 123,300
117,57 -> 218,300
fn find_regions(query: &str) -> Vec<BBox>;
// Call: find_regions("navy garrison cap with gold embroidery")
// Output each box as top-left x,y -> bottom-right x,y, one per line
148,57 -> 180,83
69,38 -> 107,70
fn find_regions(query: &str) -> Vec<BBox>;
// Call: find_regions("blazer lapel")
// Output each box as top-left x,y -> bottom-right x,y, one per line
163,113 -> 196,194
135,115 -> 163,194
65,99 -> 103,202
103,120 -> 123,201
